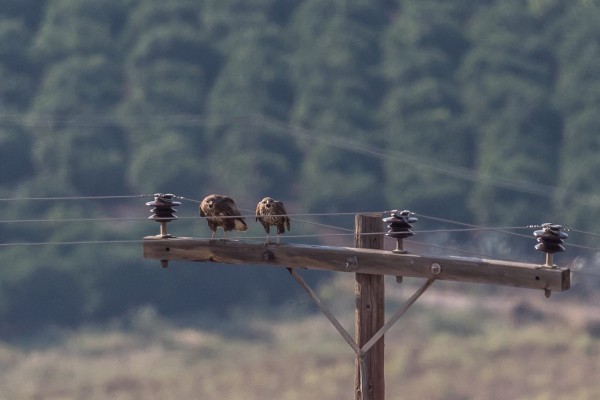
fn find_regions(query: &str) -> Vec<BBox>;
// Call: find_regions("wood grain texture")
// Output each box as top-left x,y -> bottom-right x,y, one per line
354,214 -> 385,400
143,237 -> 570,292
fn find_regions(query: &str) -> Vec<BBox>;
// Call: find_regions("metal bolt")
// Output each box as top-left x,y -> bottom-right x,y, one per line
430,263 -> 442,275
345,256 -> 359,270
263,249 -> 275,261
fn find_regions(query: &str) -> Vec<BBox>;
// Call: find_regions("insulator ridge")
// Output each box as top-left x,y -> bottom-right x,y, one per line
534,223 -> 568,254
146,193 -> 181,238
383,210 -> 417,254
533,223 -> 567,271
384,210 -> 417,239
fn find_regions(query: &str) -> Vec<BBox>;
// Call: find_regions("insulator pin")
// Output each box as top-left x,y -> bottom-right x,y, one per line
533,223 -> 567,268
383,210 -> 417,254
146,193 -> 181,238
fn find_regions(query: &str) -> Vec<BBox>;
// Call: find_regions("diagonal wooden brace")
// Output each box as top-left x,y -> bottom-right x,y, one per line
288,268 -> 436,400
359,278 -> 435,356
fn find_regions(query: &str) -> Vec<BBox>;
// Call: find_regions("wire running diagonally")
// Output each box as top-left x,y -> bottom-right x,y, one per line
0,194 -> 153,202
0,192 -> 599,256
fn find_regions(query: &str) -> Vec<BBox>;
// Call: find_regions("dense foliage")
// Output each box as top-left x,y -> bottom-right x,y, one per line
0,0 -> 599,333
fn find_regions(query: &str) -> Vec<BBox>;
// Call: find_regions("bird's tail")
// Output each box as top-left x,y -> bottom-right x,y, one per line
234,218 -> 248,231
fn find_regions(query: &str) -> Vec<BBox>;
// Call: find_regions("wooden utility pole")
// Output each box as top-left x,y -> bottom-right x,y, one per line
143,212 -> 571,400
143,195 -> 573,400
354,214 -> 385,400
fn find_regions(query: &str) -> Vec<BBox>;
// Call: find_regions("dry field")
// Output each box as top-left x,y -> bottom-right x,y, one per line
1,276 -> 599,400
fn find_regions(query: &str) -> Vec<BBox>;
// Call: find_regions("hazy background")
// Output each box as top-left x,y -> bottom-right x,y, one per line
1,0 -> 599,332
0,1 -> 600,398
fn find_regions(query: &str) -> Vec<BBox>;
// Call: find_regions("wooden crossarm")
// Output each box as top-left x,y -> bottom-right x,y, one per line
143,237 -> 570,293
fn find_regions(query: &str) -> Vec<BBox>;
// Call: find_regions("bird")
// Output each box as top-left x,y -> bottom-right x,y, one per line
256,197 -> 290,246
199,194 -> 248,238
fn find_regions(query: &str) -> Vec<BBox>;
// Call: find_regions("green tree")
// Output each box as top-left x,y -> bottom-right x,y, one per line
0,18 -> 35,183
32,0 -> 124,63
203,22 -> 297,201
459,0 -> 559,227
126,26 -> 214,115
27,1 -> 128,196
120,2 -> 219,195
0,126 -> 33,185
0,18 -> 35,108
120,0 -> 199,48
288,0 -> 387,212
0,0 -> 45,27
28,55 -> 126,195
550,2 -> 600,236
126,131 -> 205,195
380,0 -> 473,222
200,0 -> 302,51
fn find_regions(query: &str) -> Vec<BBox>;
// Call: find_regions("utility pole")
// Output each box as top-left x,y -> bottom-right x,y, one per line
354,214 -> 385,400
142,194 -> 572,400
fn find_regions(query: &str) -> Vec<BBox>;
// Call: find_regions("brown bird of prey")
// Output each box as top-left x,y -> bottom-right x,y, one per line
256,197 -> 290,245
199,194 -> 248,238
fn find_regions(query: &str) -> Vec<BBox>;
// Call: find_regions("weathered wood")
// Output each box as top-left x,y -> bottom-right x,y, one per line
354,214 -> 385,400
143,237 -> 570,293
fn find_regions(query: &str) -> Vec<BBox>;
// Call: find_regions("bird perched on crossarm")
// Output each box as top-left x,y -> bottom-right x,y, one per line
256,197 -> 290,246
199,194 -> 248,238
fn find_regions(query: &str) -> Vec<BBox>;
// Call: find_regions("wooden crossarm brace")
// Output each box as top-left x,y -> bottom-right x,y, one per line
142,237 -> 570,293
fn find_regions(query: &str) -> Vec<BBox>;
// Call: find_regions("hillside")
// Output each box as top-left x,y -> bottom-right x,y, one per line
0,0 -> 599,332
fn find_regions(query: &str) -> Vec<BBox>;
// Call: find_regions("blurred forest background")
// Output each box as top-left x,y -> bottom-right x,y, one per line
0,0 -> 600,336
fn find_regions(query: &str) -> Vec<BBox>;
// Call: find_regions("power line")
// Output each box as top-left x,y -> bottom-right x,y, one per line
0,192 -> 598,253
416,212 -> 600,244
0,214 -> 543,237
4,112 -> 600,207
0,239 -> 145,247
0,191 -> 595,242
0,230 -> 594,253
0,213 -> 598,252
0,194 -> 152,202
255,115 -> 585,202
0,217 -> 148,224
0,192 -> 593,239
0,212 -> 379,224
292,217 -> 354,233
567,228 -> 600,239
404,239 -> 499,259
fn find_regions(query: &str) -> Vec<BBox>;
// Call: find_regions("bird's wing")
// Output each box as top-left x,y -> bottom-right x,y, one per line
214,196 -> 247,231
255,201 -> 263,221
273,201 -> 291,231
216,196 -> 243,217
272,201 -> 287,216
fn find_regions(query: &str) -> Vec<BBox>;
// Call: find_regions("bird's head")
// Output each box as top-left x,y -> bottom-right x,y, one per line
204,195 -> 219,209
260,197 -> 275,209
